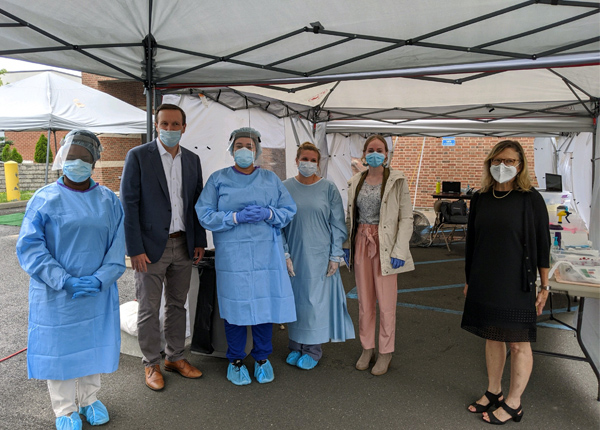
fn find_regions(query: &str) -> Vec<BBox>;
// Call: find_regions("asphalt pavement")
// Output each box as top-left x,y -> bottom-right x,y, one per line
0,213 -> 598,429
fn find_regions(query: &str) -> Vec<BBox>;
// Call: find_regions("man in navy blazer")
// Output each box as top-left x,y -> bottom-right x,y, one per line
121,103 -> 206,391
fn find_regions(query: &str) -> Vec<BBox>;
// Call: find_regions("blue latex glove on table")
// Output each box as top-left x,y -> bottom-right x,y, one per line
390,257 -> 405,269
343,249 -> 350,266
63,276 -> 101,299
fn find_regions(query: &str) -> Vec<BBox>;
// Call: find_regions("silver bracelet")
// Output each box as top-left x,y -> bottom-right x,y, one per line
539,285 -> 551,291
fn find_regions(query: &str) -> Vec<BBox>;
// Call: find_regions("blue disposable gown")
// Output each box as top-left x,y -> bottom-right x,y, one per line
282,178 -> 355,344
16,179 -> 126,380
196,167 -> 297,326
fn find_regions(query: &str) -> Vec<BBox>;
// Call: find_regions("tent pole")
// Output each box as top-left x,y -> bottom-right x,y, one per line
45,129 -> 51,185
144,0 -> 155,140
412,137 -> 426,210
146,88 -> 153,139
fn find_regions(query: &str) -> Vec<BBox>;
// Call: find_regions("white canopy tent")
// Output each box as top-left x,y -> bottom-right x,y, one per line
0,72 -> 147,133
0,71 -> 147,182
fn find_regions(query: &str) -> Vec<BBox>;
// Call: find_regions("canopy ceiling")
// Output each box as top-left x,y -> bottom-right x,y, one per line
0,72 -> 147,133
0,0 -> 598,135
1,1 -> 598,85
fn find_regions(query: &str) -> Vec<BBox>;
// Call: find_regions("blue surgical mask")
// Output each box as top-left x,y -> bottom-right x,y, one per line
234,148 -> 255,168
298,161 -> 318,177
63,159 -> 93,183
159,129 -> 182,148
365,152 -> 385,167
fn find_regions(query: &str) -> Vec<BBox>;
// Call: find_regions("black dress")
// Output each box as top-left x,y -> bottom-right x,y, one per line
461,189 -> 550,342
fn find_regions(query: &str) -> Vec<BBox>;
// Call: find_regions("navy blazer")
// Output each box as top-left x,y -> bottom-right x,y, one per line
120,140 -> 207,263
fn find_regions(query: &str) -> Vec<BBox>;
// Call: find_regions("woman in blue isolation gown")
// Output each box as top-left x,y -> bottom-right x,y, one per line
16,130 -> 125,430
196,127 -> 296,386
282,142 -> 355,370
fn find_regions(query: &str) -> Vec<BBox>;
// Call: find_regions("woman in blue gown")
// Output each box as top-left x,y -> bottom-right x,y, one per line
196,127 -> 297,386
282,142 -> 355,370
16,130 -> 125,430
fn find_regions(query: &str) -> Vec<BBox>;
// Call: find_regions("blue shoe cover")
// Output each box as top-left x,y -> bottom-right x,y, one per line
79,400 -> 109,425
296,354 -> 319,370
227,363 -> 252,386
286,350 -> 301,366
56,412 -> 82,430
254,359 -> 275,384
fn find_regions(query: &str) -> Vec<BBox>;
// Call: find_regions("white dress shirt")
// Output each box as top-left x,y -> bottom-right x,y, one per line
157,141 -> 185,234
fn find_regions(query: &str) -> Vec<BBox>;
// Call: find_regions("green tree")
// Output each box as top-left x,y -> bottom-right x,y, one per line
0,136 -> 13,154
10,147 -> 23,163
0,68 -> 7,86
1,143 -> 11,162
34,133 -> 53,163
1,141 -> 23,163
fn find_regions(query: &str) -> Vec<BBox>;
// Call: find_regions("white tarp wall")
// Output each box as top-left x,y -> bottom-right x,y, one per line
534,134 -> 594,229
557,134 -> 594,229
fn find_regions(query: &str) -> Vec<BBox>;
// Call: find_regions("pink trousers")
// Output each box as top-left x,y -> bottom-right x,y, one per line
354,224 -> 398,354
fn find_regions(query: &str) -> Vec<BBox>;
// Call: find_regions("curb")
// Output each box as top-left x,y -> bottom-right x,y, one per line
0,201 -> 28,210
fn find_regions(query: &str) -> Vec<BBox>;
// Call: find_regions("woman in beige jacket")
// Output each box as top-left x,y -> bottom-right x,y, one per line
343,135 -> 414,375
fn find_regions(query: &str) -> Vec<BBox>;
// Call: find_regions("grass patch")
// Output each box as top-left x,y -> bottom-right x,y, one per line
0,190 -> 35,203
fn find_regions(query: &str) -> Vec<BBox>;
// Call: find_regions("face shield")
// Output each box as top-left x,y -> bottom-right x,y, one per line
227,127 -> 262,158
52,130 -> 102,170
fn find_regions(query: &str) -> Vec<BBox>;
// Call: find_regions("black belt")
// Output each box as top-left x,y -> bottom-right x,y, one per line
169,231 -> 184,238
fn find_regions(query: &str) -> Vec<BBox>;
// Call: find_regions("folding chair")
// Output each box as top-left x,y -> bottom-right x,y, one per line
431,200 -> 468,251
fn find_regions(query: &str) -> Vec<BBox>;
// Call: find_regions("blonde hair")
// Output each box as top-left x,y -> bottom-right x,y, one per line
480,140 -> 532,192
296,142 -> 321,167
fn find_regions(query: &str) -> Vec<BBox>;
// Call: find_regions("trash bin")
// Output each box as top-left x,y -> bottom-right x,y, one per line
191,250 -> 251,358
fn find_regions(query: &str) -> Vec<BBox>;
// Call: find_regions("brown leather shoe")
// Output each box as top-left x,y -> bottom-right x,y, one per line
164,359 -> 203,379
145,365 -> 164,391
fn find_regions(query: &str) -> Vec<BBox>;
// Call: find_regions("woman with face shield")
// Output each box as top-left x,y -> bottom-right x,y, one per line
195,127 -> 297,386
16,130 -> 126,430
462,140 -> 550,424
281,142 -> 355,370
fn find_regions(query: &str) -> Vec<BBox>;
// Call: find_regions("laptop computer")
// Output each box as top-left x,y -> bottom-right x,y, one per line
442,181 -> 461,194
545,173 -> 562,192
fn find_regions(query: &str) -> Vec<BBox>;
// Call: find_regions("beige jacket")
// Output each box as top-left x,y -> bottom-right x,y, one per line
343,168 -> 415,276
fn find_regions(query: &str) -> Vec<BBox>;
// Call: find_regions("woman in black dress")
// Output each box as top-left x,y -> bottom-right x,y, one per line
462,140 -> 550,425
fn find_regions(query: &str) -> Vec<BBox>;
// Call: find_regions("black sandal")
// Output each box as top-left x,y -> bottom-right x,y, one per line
484,401 -> 523,425
468,390 -> 503,413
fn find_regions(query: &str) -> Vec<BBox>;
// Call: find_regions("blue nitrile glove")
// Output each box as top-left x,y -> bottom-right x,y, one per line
246,205 -> 271,222
237,206 -> 259,223
63,277 -> 100,299
72,276 -> 101,298
391,258 -> 405,269
343,249 -> 350,266
80,275 -> 101,290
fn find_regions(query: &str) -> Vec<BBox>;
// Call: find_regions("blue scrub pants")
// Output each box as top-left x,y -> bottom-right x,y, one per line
224,320 -> 273,362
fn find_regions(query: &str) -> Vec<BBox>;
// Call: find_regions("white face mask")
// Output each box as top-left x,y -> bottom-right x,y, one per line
490,163 -> 518,184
